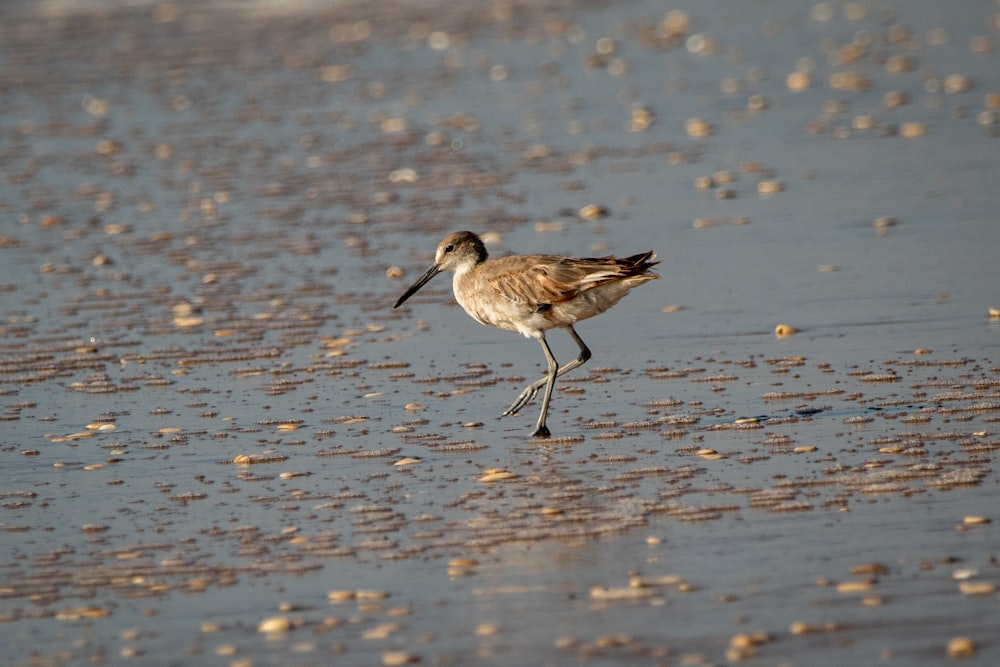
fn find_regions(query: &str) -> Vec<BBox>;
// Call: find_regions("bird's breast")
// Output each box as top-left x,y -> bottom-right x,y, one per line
453,272 -> 545,336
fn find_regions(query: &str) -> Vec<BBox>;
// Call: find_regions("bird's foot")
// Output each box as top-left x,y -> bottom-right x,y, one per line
529,424 -> 551,438
502,385 -> 538,417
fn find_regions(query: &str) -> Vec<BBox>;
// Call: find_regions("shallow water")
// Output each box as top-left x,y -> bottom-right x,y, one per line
2,0 -> 999,665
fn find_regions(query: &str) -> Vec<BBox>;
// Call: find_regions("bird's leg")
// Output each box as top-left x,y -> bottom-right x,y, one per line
504,326 -> 593,426
528,333 -> 559,438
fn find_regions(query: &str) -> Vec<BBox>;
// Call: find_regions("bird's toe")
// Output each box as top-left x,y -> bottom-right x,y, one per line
503,388 -> 536,416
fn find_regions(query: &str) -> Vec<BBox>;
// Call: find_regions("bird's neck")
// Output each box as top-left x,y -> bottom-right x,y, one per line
453,262 -> 475,282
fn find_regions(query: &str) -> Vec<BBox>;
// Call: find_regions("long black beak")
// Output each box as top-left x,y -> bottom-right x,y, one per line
393,264 -> 441,308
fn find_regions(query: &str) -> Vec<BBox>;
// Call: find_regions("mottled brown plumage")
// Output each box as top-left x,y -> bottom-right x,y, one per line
394,231 -> 658,437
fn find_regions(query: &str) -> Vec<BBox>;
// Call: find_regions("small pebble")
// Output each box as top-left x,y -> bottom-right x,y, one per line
947,636 -> 976,659
627,106 -> 656,132
383,651 -> 420,666
882,90 -> 908,107
684,117 -> 713,138
534,221 -> 566,233
393,457 -> 422,466
258,616 -> 292,634
775,323 -> 798,337
363,623 -> 400,640
943,73 -> 973,94
958,581 -> 995,595
836,580 -> 874,593
899,121 -> 927,137
578,204 -> 609,220
594,635 -> 631,649
328,590 -> 356,603
790,620 -> 837,635
475,623 -> 500,636
853,114 -> 875,130
356,589 -> 390,600
590,586 -> 655,600
478,470 -> 518,482
630,574 -> 682,588
883,54 -> 915,73
786,70 -> 811,92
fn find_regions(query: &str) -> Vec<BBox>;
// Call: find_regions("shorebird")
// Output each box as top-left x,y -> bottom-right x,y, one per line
394,231 -> 658,437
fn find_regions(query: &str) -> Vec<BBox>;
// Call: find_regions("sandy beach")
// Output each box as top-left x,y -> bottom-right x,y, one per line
1,1 -> 998,665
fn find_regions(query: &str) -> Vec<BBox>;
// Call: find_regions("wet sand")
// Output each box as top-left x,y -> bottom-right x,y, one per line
1,1 -> 999,665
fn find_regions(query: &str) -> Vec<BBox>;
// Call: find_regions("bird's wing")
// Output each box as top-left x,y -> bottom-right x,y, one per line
486,256 -> 630,311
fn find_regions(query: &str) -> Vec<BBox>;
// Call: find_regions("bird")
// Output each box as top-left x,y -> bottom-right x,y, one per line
393,231 -> 658,437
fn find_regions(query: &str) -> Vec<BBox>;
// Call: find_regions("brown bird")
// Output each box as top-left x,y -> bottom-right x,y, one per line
394,231 -> 658,437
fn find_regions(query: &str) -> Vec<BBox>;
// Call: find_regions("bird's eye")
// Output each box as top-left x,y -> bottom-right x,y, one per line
444,244 -> 454,253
